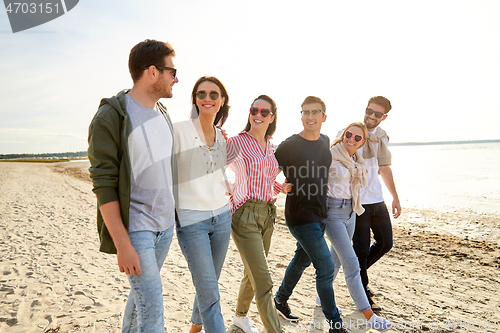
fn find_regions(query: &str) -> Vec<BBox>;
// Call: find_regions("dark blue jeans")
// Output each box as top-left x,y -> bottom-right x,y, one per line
275,221 -> 342,325
352,202 -> 393,293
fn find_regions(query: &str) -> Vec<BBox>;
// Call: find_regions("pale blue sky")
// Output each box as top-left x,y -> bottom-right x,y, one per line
1,0 -> 499,154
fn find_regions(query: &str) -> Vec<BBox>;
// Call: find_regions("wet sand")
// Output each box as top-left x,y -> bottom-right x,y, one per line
0,162 -> 499,332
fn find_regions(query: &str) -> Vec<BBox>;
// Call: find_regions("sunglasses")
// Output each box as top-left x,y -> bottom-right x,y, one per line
249,106 -> 272,118
345,130 -> 364,142
365,108 -> 385,119
196,90 -> 220,100
300,109 -> 324,116
146,65 -> 177,78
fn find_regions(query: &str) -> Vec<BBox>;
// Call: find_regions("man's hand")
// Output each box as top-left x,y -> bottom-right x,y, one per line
99,201 -> 142,275
117,243 -> 142,275
379,166 -> 402,219
392,198 -> 401,219
281,179 -> 292,194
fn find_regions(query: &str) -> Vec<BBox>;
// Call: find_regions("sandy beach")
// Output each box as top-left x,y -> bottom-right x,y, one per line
0,162 -> 499,333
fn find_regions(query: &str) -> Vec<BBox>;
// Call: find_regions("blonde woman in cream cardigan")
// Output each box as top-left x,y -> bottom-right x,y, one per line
174,76 -> 231,333
322,122 -> 393,331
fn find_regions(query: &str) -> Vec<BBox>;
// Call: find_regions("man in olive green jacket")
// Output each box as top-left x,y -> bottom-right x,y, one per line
87,39 -> 178,332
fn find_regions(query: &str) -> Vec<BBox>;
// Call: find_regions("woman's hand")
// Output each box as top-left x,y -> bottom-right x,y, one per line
218,126 -> 228,141
224,180 -> 234,196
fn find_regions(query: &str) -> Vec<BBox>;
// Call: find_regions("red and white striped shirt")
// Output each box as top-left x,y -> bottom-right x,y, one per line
227,131 -> 282,214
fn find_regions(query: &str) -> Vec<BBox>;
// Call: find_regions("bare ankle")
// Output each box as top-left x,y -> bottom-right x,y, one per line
362,308 -> 375,320
190,323 -> 203,333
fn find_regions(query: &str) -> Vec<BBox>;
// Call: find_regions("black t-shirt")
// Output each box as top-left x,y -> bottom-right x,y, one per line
275,134 -> 331,227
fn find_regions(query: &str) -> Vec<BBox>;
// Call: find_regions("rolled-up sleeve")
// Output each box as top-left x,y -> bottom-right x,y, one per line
88,113 -> 121,207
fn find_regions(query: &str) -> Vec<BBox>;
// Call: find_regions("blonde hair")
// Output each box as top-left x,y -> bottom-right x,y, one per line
331,122 -> 368,148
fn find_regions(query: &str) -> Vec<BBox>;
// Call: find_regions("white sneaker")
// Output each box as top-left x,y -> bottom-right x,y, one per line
367,314 -> 393,332
233,315 -> 259,333
314,296 -> 342,313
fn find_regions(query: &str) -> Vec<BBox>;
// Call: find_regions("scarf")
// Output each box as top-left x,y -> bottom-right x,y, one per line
330,143 -> 368,215
363,127 -> 392,166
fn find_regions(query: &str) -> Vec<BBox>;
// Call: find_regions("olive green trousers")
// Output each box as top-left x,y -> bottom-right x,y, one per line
231,199 -> 282,333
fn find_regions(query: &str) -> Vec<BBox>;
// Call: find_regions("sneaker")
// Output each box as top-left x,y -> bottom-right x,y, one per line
274,297 -> 299,321
315,296 -> 342,314
367,295 -> 382,311
233,315 -> 259,333
367,314 -> 393,332
329,327 -> 349,333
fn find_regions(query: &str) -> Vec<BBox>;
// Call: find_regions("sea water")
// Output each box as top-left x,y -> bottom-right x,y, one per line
388,142 -> 500,215
228,142 -> 500,215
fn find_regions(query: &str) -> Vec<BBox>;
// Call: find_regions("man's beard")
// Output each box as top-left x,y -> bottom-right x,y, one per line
152,81 -> 172,99
364,116 -> 378,130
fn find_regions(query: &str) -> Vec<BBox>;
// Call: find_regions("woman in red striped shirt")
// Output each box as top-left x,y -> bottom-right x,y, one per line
227,95 -> 290,333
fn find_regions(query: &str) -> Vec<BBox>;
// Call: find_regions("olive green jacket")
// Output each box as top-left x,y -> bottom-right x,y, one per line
87,89 -> 177,254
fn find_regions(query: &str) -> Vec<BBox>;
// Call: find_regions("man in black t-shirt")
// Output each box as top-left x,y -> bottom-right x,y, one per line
273,96 -> 348,333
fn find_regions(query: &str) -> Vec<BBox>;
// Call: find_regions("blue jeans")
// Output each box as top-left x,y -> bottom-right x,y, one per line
325,197 -> 371,311
123,227 -> 174,333
176,209 -> 231,333
275,220 -> 342,325
353,202 -> 393,293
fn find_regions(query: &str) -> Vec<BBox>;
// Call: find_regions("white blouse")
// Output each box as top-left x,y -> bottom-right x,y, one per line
173,120 -> 228,212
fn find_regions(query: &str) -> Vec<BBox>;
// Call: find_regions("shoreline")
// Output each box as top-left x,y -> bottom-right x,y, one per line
0,162 -> 499,332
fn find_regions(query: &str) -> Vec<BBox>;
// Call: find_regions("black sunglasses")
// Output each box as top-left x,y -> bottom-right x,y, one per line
197,90 -> 220,100
249,107 -> 272,118
345,130 -> 364,142
146,65 -> 177,78
365,108 -> 385,119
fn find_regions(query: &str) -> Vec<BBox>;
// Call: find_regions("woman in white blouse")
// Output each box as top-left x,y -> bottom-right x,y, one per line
174,76 -> 231,333
323,122 -> 393,331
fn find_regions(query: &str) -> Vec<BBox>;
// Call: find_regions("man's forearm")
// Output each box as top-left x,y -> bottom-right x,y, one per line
379,165 -> 399,201
99,201 -> 130,251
